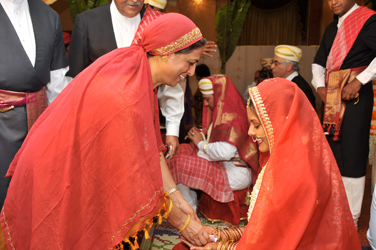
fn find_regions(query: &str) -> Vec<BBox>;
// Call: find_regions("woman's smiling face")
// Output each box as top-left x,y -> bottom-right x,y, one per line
247,106 -> 270,153
160,48 -> 204,87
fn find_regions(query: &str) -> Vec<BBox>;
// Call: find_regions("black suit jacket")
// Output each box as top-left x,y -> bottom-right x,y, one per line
67,4 -> 116,77
0,0 -> 67,91
291,74 -> 316,110
67,4 -> 146,78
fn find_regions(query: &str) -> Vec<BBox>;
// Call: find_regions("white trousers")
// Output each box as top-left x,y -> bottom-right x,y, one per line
342,176 -> 366,228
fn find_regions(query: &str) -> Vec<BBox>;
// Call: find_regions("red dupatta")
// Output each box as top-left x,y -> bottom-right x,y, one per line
201,75 -> 259,179
1,14 -> 202,250
237,78 -> 360,249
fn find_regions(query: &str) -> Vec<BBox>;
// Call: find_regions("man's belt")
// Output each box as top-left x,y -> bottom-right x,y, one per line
323,65 -> 367,141
0,87 -> 48,130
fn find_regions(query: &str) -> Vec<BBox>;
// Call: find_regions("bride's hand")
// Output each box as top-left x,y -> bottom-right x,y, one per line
180,236 -> 218,250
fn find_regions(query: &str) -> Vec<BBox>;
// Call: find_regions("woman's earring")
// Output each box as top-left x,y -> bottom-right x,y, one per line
252,135 -> 262,143
162,56 -> 167,62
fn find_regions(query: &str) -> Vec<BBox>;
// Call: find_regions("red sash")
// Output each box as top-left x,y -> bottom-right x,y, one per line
132,8 -> 164,45
323,6 -> 375,140
0,87 -> 48,131
326,6 -> 375,76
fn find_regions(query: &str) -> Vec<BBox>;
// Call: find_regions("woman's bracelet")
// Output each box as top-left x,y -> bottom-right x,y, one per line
227,228 -> 235,242
167,187 -> 179,196
217,241 -> 224,250
227,242 -> 238,250
178,214 -> 191,233
203,143 -> 209,154
166,198 -> 173,214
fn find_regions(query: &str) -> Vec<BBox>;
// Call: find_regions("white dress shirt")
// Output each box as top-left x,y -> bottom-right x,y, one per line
311,4 -> 376,91
196,124 -> 252,190
286,71 -> 298,81
1,0 -> 70,103
110,1 -> 184,137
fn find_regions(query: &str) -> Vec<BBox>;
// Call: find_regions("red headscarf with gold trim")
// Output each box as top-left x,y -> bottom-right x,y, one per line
1,14 -> 202,249
237,78 -> 360,249
202,75 -> 259,178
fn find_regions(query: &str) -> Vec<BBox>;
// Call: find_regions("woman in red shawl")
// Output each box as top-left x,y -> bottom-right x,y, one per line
177,78 -> 360,249
0,13 -> 211,249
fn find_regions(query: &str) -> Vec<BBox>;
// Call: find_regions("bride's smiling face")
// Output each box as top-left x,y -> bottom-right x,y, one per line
247,106 -> 269,153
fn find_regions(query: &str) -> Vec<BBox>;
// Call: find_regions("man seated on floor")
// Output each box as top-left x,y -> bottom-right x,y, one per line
167,75 -> 258,214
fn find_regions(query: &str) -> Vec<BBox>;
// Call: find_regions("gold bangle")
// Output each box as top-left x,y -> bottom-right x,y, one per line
223,241 -> 230,250
167,187 -> 179,196
203,143 -> 209,154
227,228 -> 234,242
216,241 -> 224,250
178,214 -> 191,233
167,198 -> 173,214
228,242 -> 238,250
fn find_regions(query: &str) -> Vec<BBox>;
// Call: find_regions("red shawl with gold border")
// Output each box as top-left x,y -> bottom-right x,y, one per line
237,78 -> 360,249
1,13 -> 202,250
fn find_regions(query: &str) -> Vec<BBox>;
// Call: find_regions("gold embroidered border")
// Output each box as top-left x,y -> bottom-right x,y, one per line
110,188 -> 163,249
2,209 -> 15,250
249,87 -> 275,152
247,164 -> 267,222
150,27 -> 202,56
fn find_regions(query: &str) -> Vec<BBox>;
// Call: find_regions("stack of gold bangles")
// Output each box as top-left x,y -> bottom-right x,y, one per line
216,227 -> 242,250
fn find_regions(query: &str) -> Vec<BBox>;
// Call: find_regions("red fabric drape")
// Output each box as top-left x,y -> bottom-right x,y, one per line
202,75 -> 258,179
237,78 -> 360,249
326,7 -> 375,74
1,13 -> 203,250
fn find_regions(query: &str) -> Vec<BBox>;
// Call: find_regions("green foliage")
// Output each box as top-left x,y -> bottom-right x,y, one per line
215,0 -> 251,73
67,0 -> 109,20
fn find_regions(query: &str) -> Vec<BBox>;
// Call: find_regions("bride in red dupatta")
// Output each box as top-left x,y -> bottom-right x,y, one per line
178,78 -> 360,249
0,14 -> 211,250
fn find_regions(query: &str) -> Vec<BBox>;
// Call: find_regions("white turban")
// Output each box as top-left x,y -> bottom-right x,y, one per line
198,78 -> 213,95
145,0 -> 167,9
274,45 -> 302,62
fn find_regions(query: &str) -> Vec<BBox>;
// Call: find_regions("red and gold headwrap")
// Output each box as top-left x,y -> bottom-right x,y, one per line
135,13 -> 203,56
201,75 -> 259,180
237,78 -> 359,249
